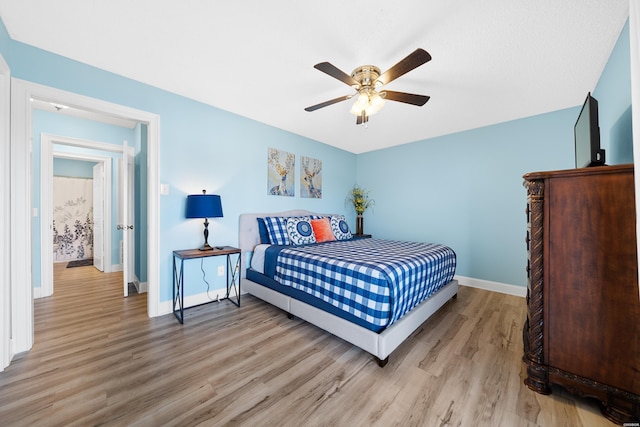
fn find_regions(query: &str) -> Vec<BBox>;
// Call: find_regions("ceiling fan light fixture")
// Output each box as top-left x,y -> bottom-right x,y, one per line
367,92 -> 385,115
305,49 -> 431,125
349,91 -> 368,115
349,89 -> 385,117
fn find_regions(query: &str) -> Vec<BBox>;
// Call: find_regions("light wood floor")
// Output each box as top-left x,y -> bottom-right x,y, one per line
0,264 -> 614,426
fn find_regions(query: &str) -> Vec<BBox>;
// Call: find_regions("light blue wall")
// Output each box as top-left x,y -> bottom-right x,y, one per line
357,108 -> 577,287
32,110 -> 134,286
54,158 -> 97,178
10,40 -> 357,302
593,20 -> 633,164
357,18 -> 632,289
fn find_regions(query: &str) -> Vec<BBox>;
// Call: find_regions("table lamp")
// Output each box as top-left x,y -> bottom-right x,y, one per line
185,190 -> 223,251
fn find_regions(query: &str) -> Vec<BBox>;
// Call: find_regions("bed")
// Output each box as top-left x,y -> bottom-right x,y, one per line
239,209 -> 458,366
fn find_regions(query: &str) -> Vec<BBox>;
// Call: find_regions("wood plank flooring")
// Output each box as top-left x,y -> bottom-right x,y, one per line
0,264 -> 615,426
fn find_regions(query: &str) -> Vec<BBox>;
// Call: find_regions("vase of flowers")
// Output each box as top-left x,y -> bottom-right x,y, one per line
346,185 -> 374,235
356,215 -> 364,236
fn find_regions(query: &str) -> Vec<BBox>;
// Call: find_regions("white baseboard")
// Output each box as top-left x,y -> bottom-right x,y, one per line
157,277 -> 525,316
33,287 -> 41,299
158,286 -> 237,316
111,264 -> 123,272
137,281 -> 148,293
454,275 -> 526,298
131,274 -> 141,293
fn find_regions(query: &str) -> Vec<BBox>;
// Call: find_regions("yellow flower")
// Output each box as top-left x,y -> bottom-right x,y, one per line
346,185 -> 374,214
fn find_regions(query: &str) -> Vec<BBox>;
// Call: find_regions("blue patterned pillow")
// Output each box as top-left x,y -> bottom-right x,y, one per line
263,216 -> 290,245
330,215 -> 352,240
286,216 -> 317,245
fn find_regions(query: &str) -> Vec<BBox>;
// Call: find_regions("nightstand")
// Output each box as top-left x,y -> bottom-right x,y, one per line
172,246 -> 241,324
352,234 -> 372,239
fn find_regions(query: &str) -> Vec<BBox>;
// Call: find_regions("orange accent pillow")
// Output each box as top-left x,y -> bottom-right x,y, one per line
311,218 -> 336,243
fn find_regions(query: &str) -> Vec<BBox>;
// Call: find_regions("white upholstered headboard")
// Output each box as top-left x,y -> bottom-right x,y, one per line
238,209 -> 329,277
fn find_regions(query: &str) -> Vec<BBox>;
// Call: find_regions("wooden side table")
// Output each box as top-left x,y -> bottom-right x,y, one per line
172,246 -> 241,324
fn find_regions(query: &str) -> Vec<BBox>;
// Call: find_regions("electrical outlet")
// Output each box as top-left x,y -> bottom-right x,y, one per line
217,265 -> 225,276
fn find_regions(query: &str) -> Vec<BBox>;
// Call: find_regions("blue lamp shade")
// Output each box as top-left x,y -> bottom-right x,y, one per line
185,194 -> 223,219
186,192 -> 223,251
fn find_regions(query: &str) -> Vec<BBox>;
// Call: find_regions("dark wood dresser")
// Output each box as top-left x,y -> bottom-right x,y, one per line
523,164 -> 640,424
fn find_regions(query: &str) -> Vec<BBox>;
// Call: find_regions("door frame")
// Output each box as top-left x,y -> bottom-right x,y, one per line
10,78 -> 160,356
40,133 -> 115,297
119,145 -> 136,297
631,1 -> 640,299
0,54 -> 10,371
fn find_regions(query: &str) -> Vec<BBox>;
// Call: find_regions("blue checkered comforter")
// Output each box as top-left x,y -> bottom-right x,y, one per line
271,238 -> 456,328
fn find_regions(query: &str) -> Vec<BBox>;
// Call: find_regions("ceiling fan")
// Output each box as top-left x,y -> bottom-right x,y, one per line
304,48 -> 432,125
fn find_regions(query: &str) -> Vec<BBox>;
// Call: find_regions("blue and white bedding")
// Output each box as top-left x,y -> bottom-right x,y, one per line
252,238 -> 456,331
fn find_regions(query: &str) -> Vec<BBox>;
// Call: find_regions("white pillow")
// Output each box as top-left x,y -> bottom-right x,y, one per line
330,215 -> 352,240
286,216 -> 317,245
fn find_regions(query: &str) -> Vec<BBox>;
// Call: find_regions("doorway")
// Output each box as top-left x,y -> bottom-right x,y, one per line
39,134 -> 135,299
10,79 -> 160,357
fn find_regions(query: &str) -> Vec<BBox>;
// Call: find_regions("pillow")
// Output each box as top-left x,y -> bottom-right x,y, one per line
263,216 -> 290,245
257,218 -> 271,244
330,215 -> 352,240
311,217 -> 336,243
286,216 -> 316,245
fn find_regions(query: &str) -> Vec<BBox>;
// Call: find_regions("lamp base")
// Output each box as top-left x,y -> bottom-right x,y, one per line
199,218 -> 214,251
199,243 -> 214,251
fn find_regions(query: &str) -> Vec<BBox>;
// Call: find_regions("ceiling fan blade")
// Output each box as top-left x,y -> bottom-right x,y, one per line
304,95 -> 352,112
383,90 -> 430,106
377,48 -> 432,86
314,62 -> 359,87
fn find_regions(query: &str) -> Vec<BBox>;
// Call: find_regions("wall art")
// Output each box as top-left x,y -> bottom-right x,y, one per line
267,147 -> 295,196
300,156 -> 322,198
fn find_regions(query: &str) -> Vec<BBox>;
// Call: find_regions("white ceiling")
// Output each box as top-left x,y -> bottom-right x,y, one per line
0,1 -> 630,154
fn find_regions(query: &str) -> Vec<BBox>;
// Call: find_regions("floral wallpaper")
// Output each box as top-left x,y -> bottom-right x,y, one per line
52,177 -> 94,262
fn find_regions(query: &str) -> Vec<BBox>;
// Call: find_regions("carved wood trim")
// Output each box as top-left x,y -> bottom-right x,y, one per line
523,179 -> 548,393
548,366 -> 640,404
523,180 -> 544,362
548,366 -> 640,424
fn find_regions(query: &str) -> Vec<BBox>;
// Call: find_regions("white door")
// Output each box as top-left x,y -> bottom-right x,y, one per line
92,163 -> 105,272
120,141 -> 135,297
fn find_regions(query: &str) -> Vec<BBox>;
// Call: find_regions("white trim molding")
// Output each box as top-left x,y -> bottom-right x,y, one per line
158,287 -> 238,317
137,281 -> 148,293
454,275 -> 527,298
630,0 -> 640,299
0,54 -> 10,371
10,79 -> 35,354
10,78 -> 161,357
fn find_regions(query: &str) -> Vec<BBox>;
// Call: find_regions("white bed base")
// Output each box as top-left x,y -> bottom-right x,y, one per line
239,210 -> 458,365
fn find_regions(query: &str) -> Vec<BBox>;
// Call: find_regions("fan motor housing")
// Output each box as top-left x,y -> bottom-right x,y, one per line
351,65 -> 381,88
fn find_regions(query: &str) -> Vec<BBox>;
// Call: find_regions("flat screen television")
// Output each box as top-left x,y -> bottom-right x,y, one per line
574,92 -> 605,168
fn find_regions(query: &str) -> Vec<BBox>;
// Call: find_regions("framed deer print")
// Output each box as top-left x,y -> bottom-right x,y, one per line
300,156 -> 322,198
267,148 -> 295,196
